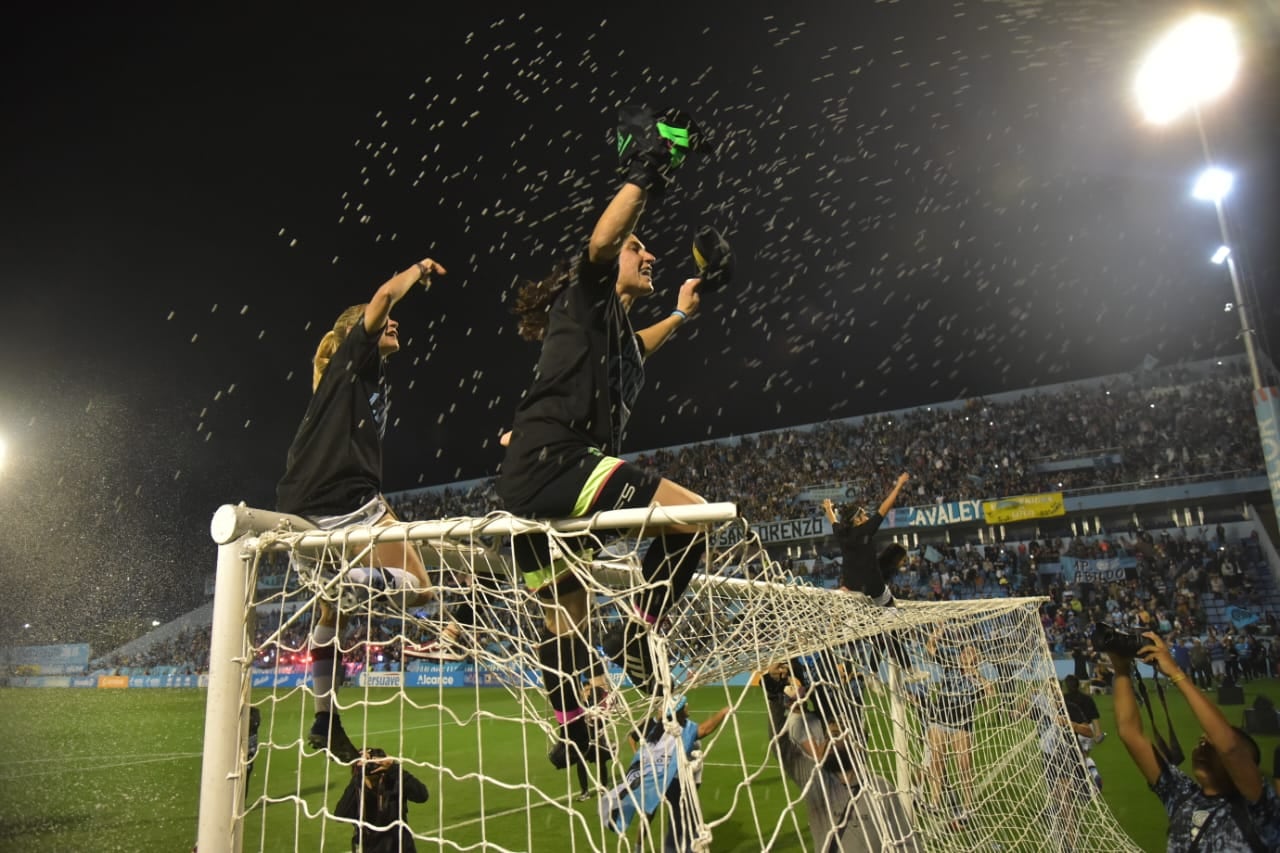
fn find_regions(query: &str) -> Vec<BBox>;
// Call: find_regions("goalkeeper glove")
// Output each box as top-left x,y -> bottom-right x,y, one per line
691,225 -> 734,293
616,105 -> 703,195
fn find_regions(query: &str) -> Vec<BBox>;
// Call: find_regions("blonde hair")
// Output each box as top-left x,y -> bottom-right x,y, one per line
312,304 -> 367,390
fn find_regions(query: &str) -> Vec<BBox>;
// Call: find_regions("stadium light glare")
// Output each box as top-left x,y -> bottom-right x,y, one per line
151,619 -> 161,627
1192,167 -> 1234,202
1134,13 -> 1239,124
0,436 -> 6,471
1211,245 -> 1231,265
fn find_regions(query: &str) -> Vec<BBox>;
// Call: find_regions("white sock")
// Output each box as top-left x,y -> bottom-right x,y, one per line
346,566 -> 423,593
310,624 -> 337,714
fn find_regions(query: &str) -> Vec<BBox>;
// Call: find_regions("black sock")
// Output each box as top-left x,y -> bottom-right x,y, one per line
638,533 -> 705,621
576,758 -> 590,792
537,633 -> 589,716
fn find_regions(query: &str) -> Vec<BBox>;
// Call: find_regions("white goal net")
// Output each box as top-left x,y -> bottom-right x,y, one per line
197,502 -> 1140,852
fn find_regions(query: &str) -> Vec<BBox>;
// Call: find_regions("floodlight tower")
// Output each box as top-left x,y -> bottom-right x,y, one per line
1134,13 -> 1280,534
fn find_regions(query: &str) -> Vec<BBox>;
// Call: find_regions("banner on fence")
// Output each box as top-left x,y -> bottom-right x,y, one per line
711,515 -> 828,547
981,492 -> 1065,525
1060,556 -> 1136,584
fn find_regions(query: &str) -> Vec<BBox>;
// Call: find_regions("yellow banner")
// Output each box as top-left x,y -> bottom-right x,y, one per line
97,675 -> 129,689
982,492 -> 1065,525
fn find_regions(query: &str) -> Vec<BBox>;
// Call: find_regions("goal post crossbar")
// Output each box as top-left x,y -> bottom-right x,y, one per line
210,501 -> 742,547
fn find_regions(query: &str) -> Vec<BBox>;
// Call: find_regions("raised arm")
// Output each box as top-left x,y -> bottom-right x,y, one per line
821,498 -> 838,525
1108,654 -> 1162,786
364,258 -> 446,334
876,473 -> 910,518
1139,632 -> 1264,801
587,183 -> 647,265
635,278 -> 700,358
697,706 -> 732,739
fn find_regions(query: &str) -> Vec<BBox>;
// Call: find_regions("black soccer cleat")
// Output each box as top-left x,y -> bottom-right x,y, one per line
307,711 -> 360,763
604,620 -> 658,692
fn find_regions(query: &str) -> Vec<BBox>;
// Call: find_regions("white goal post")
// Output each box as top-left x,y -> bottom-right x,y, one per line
198,501 -> 1141,853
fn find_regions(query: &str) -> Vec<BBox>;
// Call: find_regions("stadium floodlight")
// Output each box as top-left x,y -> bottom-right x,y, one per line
0,435 -> 5,472
1192,167 -> 1234,203
1134,13 -> 1240,124
1210,245 -> 1231,265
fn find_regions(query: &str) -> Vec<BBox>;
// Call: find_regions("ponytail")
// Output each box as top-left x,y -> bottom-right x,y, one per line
512,259 -> 575,342
312,304 -> 367,390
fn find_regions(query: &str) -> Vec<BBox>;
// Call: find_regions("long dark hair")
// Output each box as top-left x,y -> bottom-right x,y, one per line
513,258 -> 575,341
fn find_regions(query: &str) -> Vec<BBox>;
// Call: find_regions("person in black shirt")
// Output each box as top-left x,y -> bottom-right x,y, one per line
276,256 -> 446,762
496,107 -> 708,763
334,747 -> 430,853
822,472 -> 909,605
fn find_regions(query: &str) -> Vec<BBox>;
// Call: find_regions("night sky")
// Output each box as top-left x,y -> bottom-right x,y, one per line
3,1 -> 1278,643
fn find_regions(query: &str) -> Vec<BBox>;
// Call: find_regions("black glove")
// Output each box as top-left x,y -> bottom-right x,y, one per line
616,105 -> 703,195
691,225 -> 734,293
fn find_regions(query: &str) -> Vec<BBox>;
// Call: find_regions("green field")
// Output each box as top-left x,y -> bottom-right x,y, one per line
1,680 -> 1277,852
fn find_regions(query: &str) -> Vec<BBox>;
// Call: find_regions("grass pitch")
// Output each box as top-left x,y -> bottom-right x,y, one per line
1,679 -> 1277,852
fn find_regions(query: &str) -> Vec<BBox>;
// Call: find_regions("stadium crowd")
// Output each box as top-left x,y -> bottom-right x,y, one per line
93,364 -> 1276,676
392,368 -> 1262,527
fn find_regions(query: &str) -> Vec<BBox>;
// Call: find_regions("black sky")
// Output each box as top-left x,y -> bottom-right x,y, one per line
2,1 -> 1278,641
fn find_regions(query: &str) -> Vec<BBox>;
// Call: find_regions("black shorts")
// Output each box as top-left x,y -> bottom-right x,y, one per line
508,448 -> 661,595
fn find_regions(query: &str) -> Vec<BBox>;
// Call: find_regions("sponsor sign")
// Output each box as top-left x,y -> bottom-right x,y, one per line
360,672 -> 404,688
884,500 -> 984,529
981,492 -> 1065,525
128,675 -> 202,688
97,675 -> 130,689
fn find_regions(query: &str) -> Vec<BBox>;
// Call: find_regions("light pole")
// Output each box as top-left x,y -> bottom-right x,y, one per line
1194,169 -> 1263,390
1135,13 -> 1280,537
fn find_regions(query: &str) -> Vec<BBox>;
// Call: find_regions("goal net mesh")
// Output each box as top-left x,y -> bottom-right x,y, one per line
210,509 -> 1140,852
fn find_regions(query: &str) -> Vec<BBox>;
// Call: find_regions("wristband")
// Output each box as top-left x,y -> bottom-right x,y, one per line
1168,673 -> 1186,685
415,261 -> 430,281
670,309 -> 688,323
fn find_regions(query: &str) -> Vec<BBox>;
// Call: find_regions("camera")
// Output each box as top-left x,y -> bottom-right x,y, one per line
1088,623 -> 1146,659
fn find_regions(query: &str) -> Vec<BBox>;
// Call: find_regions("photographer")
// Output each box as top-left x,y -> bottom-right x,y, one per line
334,748 -> 430,853
1107,631 -> 1279,851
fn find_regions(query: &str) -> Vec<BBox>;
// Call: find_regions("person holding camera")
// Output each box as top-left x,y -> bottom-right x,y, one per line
334,748 -> 430,853
1107,631 -> 1280,852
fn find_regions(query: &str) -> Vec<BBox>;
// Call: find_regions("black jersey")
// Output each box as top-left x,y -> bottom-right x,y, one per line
276,319 -> 388,517
832,512 -> 885,593
497,251 -> 644,512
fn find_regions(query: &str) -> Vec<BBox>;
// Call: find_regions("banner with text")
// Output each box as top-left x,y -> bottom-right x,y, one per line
711,516 -> 829,547
884,500 -> 985,529
1255,387 -> 1280,537
0,643 -> 91,675
982,492 -> 1065,525
1060,556 -> 1136,584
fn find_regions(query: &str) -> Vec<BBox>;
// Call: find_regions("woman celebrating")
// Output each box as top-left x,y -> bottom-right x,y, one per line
496,106 -> 710,761
277,256 -> 445,762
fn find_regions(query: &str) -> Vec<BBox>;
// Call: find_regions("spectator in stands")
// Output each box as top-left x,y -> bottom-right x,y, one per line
495,114 -> 710,771
1108,632 -> 1280,851
275,257 -> 446,762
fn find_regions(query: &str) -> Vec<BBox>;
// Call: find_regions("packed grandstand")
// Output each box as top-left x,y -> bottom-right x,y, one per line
83,356 -> 1280,682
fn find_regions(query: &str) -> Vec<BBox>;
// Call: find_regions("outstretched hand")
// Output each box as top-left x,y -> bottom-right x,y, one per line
895,472 -> 910,489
